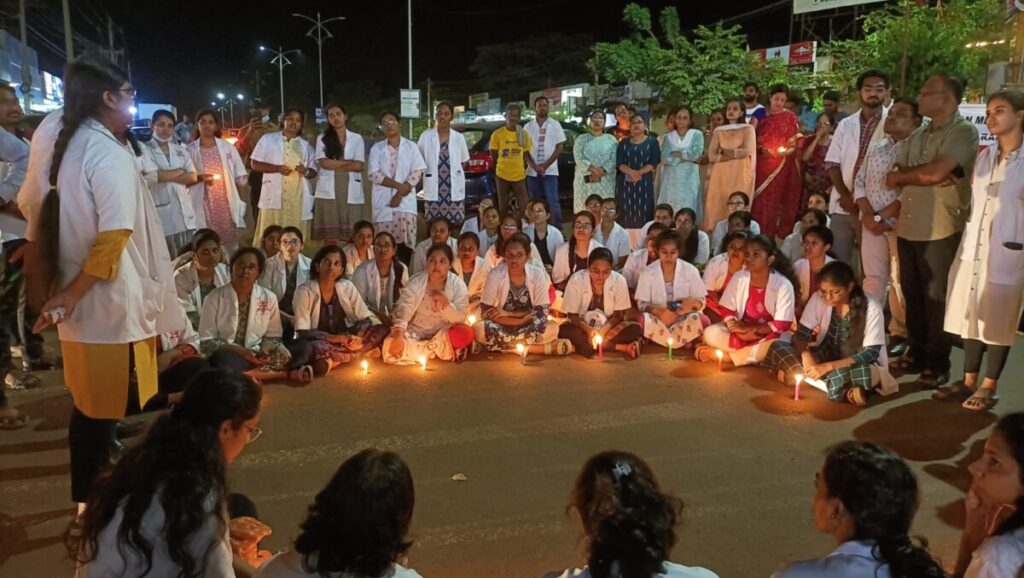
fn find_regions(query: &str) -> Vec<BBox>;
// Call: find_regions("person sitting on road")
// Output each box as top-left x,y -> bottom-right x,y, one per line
254,449 -> 422,578
174,228 -> 230,328
559,248 -> 642,360
594,198 -> 631,268
710,192 -> 761,255
484,212 -> 544,271
384,244 -> 473,365
793,224 -> 835,319
411,217 -> 457,275
462,196 -> 495,238
780,208 -> 828,265
702,230 -> 750,322
260,224 -> 283,260
772,441 -> 946,578
674,207 -> 710,269
343,220 -> 375,279
543,450 -> 719,578
258,226 -> 312,330
584,193 -> 604,227
352,232 -> 409,322
634,203 -> 675,250
453,232 -> 491,318
552,211 -> 604,290
475,204 -> 501,258
622,222 -> 669,293
635,230 -> 707,352
523,198 -> 564,272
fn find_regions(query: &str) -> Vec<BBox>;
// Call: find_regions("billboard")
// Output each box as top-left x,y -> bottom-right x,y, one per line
750,41 -> 817,66
793,0 -> 887,15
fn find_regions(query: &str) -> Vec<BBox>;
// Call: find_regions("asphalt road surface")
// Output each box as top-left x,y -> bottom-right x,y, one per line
1,340 -> 1016,577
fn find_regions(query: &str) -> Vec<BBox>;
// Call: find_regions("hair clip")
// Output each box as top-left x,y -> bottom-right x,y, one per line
611,461 -> 632,481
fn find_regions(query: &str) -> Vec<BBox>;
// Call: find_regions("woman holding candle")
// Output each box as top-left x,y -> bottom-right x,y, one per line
559,248 -> 642,359
411,217 -> 458,275
453,232 -> 491,318
702,230 -> 750,321
292,245 -> 388,375
384,244 -> 472,365
772,441 -> 946,578
352,232 -> 409,323
553,211 -> 604,290
251,108 -> 318,242
793,225 -> 835,317
752,85 -> 803,239
523,199 -> 565,271
186,109 -> 248,254
174,229 -> 230,328
696,235 -> 797,368
477,233 -> 569,355
484,212 -> 545,271
635,230 -> 707,351
342,220 -> 375,279
674,207 -> 710,268
766,261 -> 895,405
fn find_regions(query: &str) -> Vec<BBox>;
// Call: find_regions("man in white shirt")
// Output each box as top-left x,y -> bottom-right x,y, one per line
823,70 -> 891,264
525,96 -> 566,227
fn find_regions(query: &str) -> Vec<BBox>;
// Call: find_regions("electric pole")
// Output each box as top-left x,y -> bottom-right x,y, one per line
18,0 -> 30,111
407,0 -> 413,138
259,45 -> 300,119
292,11 -> 346,110
61,0 -> 73,62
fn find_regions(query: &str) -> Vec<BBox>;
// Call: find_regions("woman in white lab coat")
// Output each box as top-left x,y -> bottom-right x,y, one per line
418,101 -> 470,226
702,230 -> 749,321
144,307 -> 211,412
251,108 -> 317,242
186,108 -> 248,253
594,198 -> 632,267
258,226 -> 312,327
559,248 -> 642,359
343,220 -> 375,279
766,261 -> 896,405
368,111 -> 427,261
32,56 -> 187,503
475,204 -> 501,258
453,231 -> 492,317
383,244 -> 473,364
292,245 -> 387,375
552,211 -> 604,289
523,198 -> 564,271
312,103 -> 369,244
484,212 -> 545,271
200,248 -> 313,384
942,91 -> 1024,411
635,230 -> 706,350
411,217 -> 458,275
697,235 -> 796,368
143,109 -> 198,256
352,231 -> 409,321
462,197 -> 495,241
174,228 -> 230,328
622,222 -> 669,292
792,224 -> 834,317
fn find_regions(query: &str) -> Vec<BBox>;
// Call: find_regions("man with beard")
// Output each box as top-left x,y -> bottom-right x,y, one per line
238,101 -> 278,222
743,82 -> 765,125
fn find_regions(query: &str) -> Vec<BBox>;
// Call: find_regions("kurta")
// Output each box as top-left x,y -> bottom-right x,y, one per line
705,124 -> 756,230
615,136 -> 661,229
660,129 -> 704,223
255,136 -> 310,241
572,132 -> 617,213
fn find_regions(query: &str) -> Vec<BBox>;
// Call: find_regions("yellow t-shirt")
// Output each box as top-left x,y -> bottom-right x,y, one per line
489,125 -> 532,182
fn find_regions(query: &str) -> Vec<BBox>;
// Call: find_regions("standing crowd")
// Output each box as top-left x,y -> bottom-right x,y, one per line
0,51 -> 1022,577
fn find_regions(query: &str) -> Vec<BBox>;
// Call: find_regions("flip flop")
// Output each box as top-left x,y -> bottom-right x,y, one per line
625,340 -> 642,360
289,365 -> 314,385
963,390 -> 1000,412
932,380 -> 974,401
0,411 -> 29,430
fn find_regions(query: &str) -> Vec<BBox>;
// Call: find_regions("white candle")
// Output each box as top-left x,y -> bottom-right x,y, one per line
419,356 -> 427,371
361,359 -> 369,376
516,342 -> 526,365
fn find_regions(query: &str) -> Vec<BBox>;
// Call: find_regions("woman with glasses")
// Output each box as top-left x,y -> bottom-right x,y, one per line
709,192 -> 761,255
68,368 -> 265,578
352,232 -> 410,322
418,101 -> 470,227
187,109 -> 249,254
594,198 -> 631,267
484,212 -> 545,271
312,103 -> 369,245
259,226 -> 312,332
559,248 -> 643,359
616,114 -> 661,248
174,229 -> 230,328
251,108 -> 318,243
635,230 -> 707,352
553,211 -> 604,290
369,111 -> 427,264
523,199 -> 564,271
573,109 -> 618,213
200,248 -> 314,385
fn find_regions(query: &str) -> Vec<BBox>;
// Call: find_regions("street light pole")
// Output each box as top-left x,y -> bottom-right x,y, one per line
407,0 -> 413,138
259,45 -> 300,120
292,11 -> 345,110
219,94 -> 243,128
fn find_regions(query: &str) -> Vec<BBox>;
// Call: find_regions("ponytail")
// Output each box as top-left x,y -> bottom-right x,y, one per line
873,535 -> 946,578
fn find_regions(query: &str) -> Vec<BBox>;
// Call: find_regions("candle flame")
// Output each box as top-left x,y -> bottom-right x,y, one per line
593,335 -> 603,346
795,373 -> 804,384
777,146 -> 787,153
360,359 -> 369,372
667,338 -> 674,346
467,315 -> 477,326
715,349 -> 723,360
516,343 -> 525,353
419,356 -> 427,369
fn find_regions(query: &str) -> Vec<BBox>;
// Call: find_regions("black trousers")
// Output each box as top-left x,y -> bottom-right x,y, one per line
963,339 -> 1012,381
142,356 -> 212,412
897,234 -> 961,374
249,171 -> 263,223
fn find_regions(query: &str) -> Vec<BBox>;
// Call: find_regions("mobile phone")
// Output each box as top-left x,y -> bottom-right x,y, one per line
583,175 -> 593,184
1004,242 -> 1023,251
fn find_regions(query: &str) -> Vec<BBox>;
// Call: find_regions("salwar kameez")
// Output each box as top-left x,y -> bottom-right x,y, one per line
199,145 -> 239,248
482,284 -> 549,351
573,133 -> 618,213
256,137 -> 309,241
615,137 -> 661,231
659,130 -> 704,223
424,140 -> 464,224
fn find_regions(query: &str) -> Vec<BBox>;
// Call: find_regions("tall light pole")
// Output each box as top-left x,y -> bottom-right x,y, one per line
217,93 -> 244,128
407,0 -> 413,137
292,12 -> 345,110
259,45 -> 300,119
212,101 -> 227,127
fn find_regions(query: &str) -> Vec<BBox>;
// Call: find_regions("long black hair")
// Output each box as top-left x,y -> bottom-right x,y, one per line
822,441 -> 946,578
66,369 -> 262,578
569,210 -> 597,275
747,235 -> 799,292
571,451 -> 682,578
818,261 -> 868,358
321,102 -> 349,160
673,208 -> 700,265
374,231 -> 405,304
993,413 -> 1024,535
294,449 -> 415,578
38,55 -> 138,302
311,244 -> 346,280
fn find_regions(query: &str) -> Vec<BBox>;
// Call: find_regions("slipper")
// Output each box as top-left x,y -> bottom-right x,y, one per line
914,370 -> 949,390
963,390 -> 1000,412
289,365 -> 314,385
624,340 -> 642,360
0,411 -> 29,430
845,388 -> 868,407
453,347 -> 469,364
4,372 -> 40,390
932,380 -> 974,401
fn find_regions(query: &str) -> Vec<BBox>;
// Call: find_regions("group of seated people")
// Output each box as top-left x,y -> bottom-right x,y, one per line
154,188 -> 895,407
68,368 -> 1024,578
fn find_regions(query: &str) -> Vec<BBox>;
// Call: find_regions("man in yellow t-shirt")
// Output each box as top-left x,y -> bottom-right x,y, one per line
489,103 -> 533,217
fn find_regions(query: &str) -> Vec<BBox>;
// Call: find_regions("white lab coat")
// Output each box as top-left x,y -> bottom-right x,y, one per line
343,243 -> 374,279
159,315 -> 201,353
55,118 -> 184,344
823,105 -> 889,215
391,271 -> 469,331
314,129 -> 365,202
561,269 -> 631,317
481,262 -> 551,310
291,278 -> 373,331
417,128 -> 470,201
251,132 -> 316,219
710,218 -> 761,256
453,256 -> 492,302
143,139 -> 197,234
368,137 -> 427,221
718,270 -> 795,330
352,259 -> 409,314
523,223 -> 565,262
174,261 -> 230,320
800,291 -> 897,394
198,284 -> 282,351
411,236 -> 458,275
259,253 -> 312,302
16,109 -> 61,242
485,241 -> 546,272
186,137 -> 248,229
945,145 -> 1024,345
688,229 -> 711,268
622,248 -> 655,290
702,252 -> 740,293
551,239 -> 604,285
594,222 -> 632,263
635,259 -> 707,312
793,256 -> 836,304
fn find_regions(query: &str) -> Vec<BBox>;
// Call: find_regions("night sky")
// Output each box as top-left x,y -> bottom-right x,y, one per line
81,0 -> 792,116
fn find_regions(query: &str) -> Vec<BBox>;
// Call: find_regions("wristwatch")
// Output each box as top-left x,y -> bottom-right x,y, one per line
872,213 -> 882,223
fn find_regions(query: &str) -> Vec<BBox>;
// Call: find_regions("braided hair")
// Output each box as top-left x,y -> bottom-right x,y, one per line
321,103 -> 348,160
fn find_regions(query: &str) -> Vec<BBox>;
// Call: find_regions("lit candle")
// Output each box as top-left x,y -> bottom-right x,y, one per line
593,334 -> 604,362
794,374 -> 804,401
667,338 -> 674,360
419,356 -> 427,371
467,314 -> 477,326
777,146 -> 788,154
212,173 -> 222,180
716,349 -> 724,371
516,342 -> 526,365
361,359 -> 369,376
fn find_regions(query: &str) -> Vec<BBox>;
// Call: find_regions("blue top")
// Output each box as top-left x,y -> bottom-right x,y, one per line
772,540 -> 889,578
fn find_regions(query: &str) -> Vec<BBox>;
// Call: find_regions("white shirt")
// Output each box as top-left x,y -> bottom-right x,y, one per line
352,259 -> 409,316
453,255 -> 492,301
313,129 -> 365,202
343,243 -> 374,279
595,222 -> 632,263
392,271 -> 469,335
56,118 -> 184,344
368,137 -> 427,221
772,540 -> 889,578
710,218 -> 761,256
143,139 -> 197,234
622,248 -> 655,290
824,106 -> 889,215
546,561 -> 717,578
524,117 -> 566,177
635,259 -> 706,312
292,278 -> 373,332
793,256 -> 835,304
965,526 -> 1024,578
199,284 -> 282,351
259,253 -> 312,303
562,269 -> 632,317
174,261 -> 230,320
702,252 -> 739,293
718,270 -> 795,331
481,262 -> 551,310
484,241 -> 545,272
255,549 -> 422,578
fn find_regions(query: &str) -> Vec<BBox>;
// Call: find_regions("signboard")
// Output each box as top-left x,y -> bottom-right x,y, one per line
959,103 -> 994,147
400,89 -> 421,118
314,107 -> 325,125
468,92 -> 489,109
477,98 -> 502,116
793,0 -> 886,15
750,41 -> 817,66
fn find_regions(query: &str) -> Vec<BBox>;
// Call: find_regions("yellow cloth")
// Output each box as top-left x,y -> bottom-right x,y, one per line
61,338 -> 158,419
255,136 -> 309,240
81,229 -> 131,280
489,126 -> 532,182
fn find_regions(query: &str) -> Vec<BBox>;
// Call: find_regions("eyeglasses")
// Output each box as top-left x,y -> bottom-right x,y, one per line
373,243 -> 394,251
501,225 -> 519,231
280,238 -> 301,246
379,119 -> 399,127
602,208 -> 617,214
119,88 -> 137,98
574,222 -> 593,230
246,425 -> 263,443
233,263 -> 259,272
727,201 -> 745,207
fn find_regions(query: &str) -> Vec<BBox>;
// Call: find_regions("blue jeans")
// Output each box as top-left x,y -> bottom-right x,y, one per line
527,175 -> 561,226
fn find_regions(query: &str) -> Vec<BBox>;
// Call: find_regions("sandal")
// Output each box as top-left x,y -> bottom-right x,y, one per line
0,409 -> 29,430
543,339 -> 574,356
963,389 -> 1000,412
914,370 -> 949,389
289,365 -> 314,385
624,340 -> 642,360
845,388 -> 868,407
4,371 -> 40,390
932,380 -> 975,401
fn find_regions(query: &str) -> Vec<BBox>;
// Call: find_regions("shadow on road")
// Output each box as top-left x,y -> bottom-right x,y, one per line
12,393 -> 72,433
852,399 -> 996,462
0,507 -> 75,564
